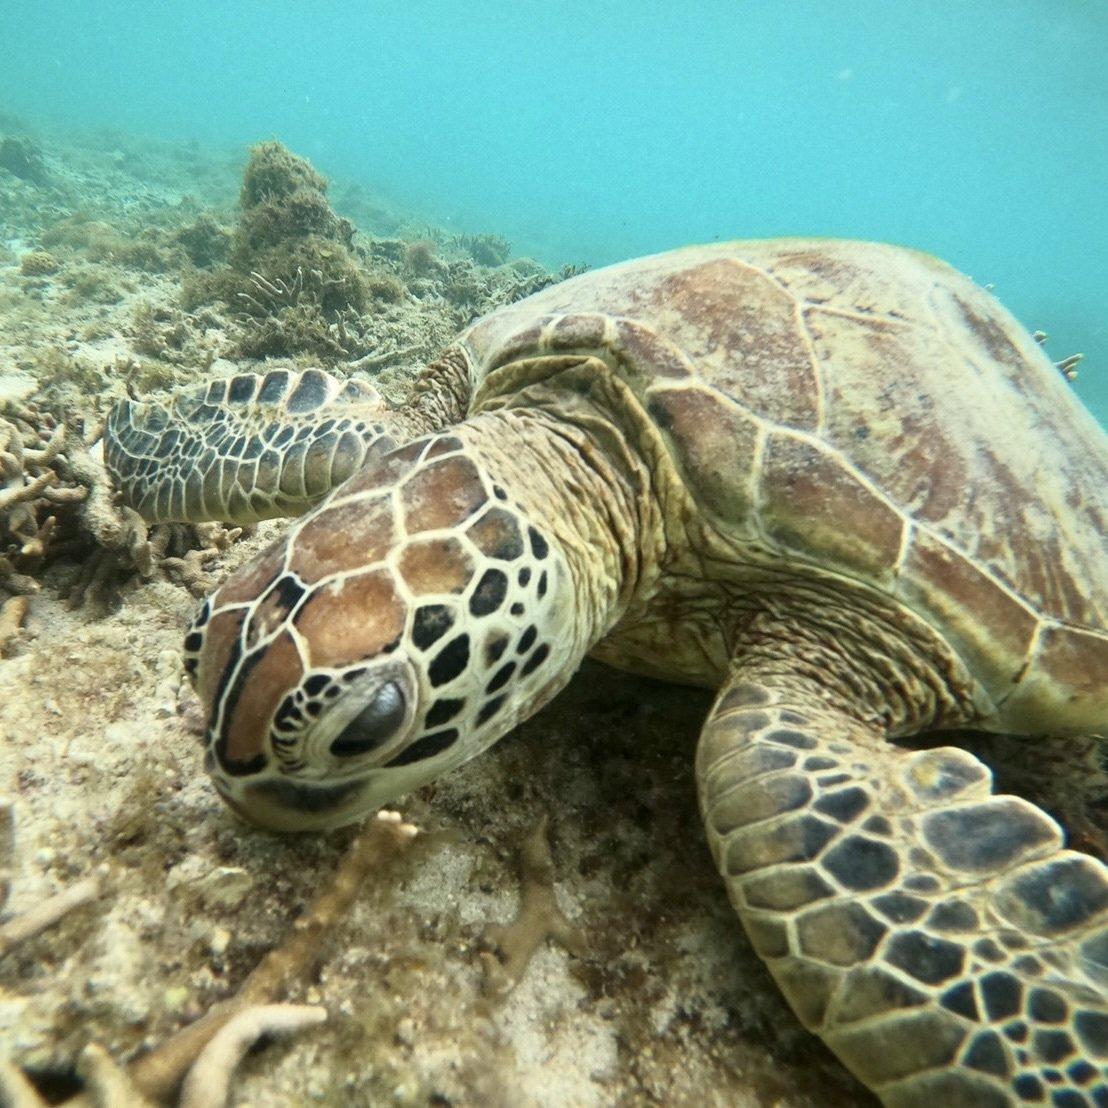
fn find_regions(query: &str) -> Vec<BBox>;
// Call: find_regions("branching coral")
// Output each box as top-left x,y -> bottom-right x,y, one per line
1,404 -> 88,594
0,800 -> 102,961
0,398 -> 245,611
478,816 -> 586,997
1,810 -> 418,1106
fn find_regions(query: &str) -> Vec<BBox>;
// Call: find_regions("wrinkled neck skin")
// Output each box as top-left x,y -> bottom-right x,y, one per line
459,406 -> 655,661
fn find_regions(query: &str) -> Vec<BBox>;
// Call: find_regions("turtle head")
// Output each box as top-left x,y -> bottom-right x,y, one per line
185,432 -> 571,831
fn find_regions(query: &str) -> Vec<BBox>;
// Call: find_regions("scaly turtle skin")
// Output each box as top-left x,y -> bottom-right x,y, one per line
107,240 -> 1108,1105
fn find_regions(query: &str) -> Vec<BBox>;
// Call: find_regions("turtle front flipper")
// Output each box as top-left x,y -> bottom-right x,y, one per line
697,667 -> 1108,1105
105,368 -> 401,524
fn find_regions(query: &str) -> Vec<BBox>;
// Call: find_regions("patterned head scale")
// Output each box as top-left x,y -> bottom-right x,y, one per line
184,431 -> 568,830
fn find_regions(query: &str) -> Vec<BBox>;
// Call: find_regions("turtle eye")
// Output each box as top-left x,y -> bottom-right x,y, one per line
330,681 -> 406,757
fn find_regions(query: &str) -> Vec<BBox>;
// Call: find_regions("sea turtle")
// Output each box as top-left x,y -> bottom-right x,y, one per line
106,240 -> 1108,1105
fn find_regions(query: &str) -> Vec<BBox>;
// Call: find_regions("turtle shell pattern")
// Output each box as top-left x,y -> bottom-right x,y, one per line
455,240 -> 1108,734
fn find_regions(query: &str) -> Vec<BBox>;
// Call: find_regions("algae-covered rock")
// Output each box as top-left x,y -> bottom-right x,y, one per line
0,136 -> 50,186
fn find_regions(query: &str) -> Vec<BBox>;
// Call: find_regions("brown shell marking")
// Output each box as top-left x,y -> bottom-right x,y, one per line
222,631 -> 303,768
289,494 -> 397,583
460,239 -> 1107,725
294,569 -> 406,669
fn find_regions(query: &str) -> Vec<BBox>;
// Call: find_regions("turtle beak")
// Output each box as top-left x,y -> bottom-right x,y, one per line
211,771 -> 376,832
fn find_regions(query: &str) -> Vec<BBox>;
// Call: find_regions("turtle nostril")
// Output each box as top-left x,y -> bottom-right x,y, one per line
330,680 -> 406,757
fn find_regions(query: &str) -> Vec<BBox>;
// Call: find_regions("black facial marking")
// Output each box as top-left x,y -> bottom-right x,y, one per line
263,574 -> 307,620
429,634 -> 470,687
520,642 -> 550,677
528,527 -> 548,559
425,697 -> 464,727
485,633 -> 509,665
413,604 -> 454,650
537,571 -> 548,598
517,625 -> 537,654
386,728 -> 459,767
304,673 -> 331,697
248,777 -> 361,813
510,602 -> 525,617
273,694 -> 305,731
184,631 -> 204,652
477,695 -> 506,725
518,566 -> 532,586
487,662 -> 515,693
469,568 -> 508,617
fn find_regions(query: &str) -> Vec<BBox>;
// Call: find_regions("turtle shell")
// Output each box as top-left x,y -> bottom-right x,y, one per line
459,240 -> 1108,732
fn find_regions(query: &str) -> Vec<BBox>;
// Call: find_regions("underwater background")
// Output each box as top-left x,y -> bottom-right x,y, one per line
1,0 -> 1105,421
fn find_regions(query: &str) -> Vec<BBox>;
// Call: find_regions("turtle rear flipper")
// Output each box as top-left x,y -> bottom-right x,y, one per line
698,665 -> 1108,1105
105,368 -> 396,524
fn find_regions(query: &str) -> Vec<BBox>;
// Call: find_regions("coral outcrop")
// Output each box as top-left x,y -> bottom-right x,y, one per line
0,397 -> 243,612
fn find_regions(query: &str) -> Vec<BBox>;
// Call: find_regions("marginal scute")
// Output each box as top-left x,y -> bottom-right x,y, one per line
831,966 -> 928,1024
722,813 -> 837,874
1013,624 -> 1108,731
740,865 -> 834,911
742,914 -> 789,958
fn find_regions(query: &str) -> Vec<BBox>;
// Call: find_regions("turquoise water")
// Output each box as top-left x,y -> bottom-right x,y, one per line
2,0 -> 1106,421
